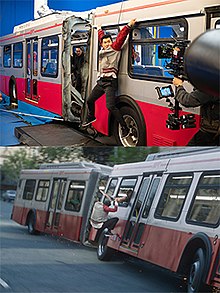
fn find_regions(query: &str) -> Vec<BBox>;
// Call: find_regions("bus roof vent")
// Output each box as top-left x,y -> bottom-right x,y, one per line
40,162 -> 96,169
39,162 -> 112,173
146,147 -> 218,161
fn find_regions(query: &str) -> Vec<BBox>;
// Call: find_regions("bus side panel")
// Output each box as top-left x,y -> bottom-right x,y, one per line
18,80 -> 63,116
35,209 -> 48,232
11,205 -> 25,225
136,225 -> 192,272
0,75 -> 10,96
92,94 -> 199,145
207,241 -> 220,288
136,100 -> 200,146
59,213 -> 83,241
92,94 -> 109,136
16,77 -> 25,100
12,205 -> 31,227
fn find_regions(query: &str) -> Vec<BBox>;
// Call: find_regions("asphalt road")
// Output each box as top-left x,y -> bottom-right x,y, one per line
0,200 -> 186,293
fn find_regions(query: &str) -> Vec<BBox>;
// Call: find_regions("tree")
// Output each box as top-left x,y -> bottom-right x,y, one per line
1,148 -> 38,185
109,147 -> 160,165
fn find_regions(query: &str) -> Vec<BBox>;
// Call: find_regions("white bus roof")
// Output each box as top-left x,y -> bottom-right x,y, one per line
13,11 -> 92,34
111,148 -> 220,177
146,147 -> 219,161
94,0 -> 219,26
39,161 -> 112,173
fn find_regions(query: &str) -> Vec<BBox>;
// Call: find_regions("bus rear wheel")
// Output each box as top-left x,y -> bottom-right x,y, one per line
187,248 -> 206,293
97,228 -> 113,261
113,106 -> 146,146
27,213 -> 36,235
9,77 -> 18,107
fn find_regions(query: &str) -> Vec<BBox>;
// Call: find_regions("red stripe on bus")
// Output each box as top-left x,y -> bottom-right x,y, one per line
95,0 -> 186,18
0,23 -> 62,42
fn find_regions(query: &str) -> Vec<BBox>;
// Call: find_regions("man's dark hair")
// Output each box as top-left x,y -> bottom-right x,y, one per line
101,34 -> 113,43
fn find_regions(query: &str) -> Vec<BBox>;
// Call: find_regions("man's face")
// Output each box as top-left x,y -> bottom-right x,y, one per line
101,37 -> 112,50
75,48 -> 83,56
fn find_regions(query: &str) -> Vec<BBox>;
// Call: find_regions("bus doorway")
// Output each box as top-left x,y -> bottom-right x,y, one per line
46,178 -> 67,234
120,175 -> 161,252
25,38 -> 39,102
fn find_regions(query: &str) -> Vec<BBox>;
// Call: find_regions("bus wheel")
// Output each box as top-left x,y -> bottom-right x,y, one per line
187,248 -> 206,293
97,228 -> 113,261
27,213 -> 36,235
113,106 -> 146,146
9,77 -> 18,107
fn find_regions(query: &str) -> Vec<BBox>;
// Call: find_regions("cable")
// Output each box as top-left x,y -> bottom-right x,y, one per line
117,0 -> 124,28
0,108 -> 64,121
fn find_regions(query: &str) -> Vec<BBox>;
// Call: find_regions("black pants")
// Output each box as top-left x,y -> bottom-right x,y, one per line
86,78 -> 126,127
187,130 -> 220,146
95,217 -> 119,242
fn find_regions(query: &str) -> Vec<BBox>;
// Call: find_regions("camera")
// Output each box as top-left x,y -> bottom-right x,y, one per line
155,85 -> 174,99
158,40 -> 190,78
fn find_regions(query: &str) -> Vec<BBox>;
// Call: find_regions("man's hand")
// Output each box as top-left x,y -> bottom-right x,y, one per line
97,24 -> 102,31
128,18 -> 136,28
173,77 -> 183,87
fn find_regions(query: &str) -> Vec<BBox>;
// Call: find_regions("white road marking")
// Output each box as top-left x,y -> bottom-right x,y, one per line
0,278 -> 10,289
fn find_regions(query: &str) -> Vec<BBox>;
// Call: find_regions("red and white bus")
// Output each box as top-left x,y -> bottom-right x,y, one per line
0,0 -> 219,146
11,162 -> 112,243
89,148 -> 220,292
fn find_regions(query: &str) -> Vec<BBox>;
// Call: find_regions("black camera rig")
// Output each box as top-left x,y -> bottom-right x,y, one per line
155,85 -> 196,130
156,39 -> 196,130
158,39 -> 190,79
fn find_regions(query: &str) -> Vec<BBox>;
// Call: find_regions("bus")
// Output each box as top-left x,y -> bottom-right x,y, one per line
11,162 -> 112,243
0,0 -> 219,146
89,148 -> 220,292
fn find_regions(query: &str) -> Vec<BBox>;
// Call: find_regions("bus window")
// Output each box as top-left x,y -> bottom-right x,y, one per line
130,19 -> 187,79
35,180 -> 50,202
142,177 -> 161,218
13,42 -> 23,68
41,35 -> 58,77
115,178 -> 137,207
0,47 -> 2,68
65,181 -> 85,212
155,174 -> 193,220
23,179 -> 36,200
215,19 -> 220,29
187,172 -> 220,227
3,45 -> 11,67
105,178 -> 118,198
33,41 -> 38,76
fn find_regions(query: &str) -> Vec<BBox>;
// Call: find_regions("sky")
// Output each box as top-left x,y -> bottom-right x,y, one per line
0,0 -> 120,37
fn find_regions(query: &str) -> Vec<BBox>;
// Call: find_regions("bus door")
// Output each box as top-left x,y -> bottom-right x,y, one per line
120,174 -> 161,252
205,6 -> 220,29
25,38 -> 39,102
46,178 -> 67,233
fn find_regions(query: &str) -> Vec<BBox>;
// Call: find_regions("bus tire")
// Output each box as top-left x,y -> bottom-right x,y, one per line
187,248 -> 206,293
27,213 -> 36,235
97,228 -> 113,261
9,77 -> 18,106
113,106 -> 146,146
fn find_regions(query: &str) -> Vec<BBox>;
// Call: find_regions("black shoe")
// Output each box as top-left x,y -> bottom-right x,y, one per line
121,126 -> 130,138
82,116 -> 96,127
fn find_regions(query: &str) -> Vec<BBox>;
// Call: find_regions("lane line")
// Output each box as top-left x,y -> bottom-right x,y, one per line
0,278 -> 10,289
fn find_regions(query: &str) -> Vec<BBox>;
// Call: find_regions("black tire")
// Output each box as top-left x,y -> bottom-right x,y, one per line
27,213 -> 36,235
113,106 -> 146,146
187,248 -> 206,293
97,228 -> 114,261
9,77 -> 18,106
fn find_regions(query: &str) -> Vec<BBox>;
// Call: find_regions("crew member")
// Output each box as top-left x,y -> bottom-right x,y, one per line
82,19 -> 136,138
71,47 -> 85,94
173,77 -> 220,146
